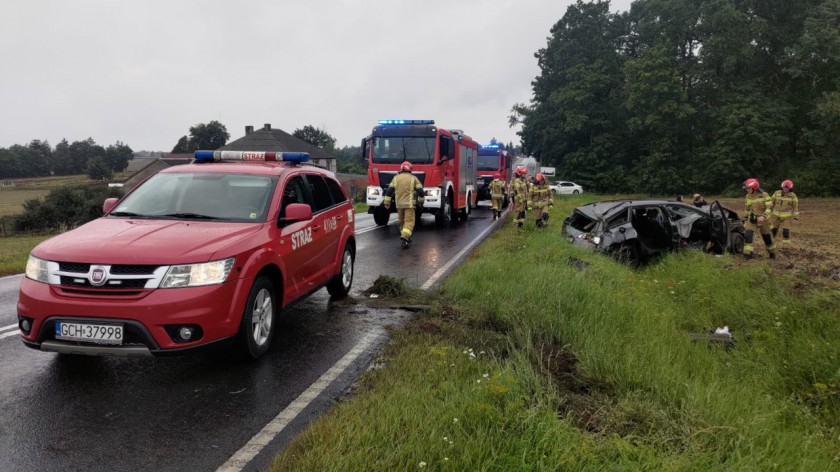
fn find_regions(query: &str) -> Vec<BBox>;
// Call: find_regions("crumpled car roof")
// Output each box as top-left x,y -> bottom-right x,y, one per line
574,199 -> 674,219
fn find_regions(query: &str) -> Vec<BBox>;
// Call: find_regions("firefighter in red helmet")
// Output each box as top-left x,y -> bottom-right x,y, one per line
528,173 -> 553,227
510,166 -> 530,227
384,161 -> 424,249
769,179 -> 799,248
489,172 -> 506,220
742,178 -> 776,259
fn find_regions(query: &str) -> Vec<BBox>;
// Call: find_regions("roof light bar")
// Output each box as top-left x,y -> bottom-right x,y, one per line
480,144 -> 501,149
377,119 -> 435,125
193,151 -> 310,163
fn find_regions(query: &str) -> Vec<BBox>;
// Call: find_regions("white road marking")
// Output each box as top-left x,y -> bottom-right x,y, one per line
220,211 -> 502,471
1,323 -> 18,331
1,330 -> 20,340
420,215 -> 503,290
215,331 -> 379,472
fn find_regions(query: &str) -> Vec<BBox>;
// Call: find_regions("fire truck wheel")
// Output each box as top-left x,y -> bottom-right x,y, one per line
236,276 -> 277,359
373,206 -> 390,226
461,196 -> 471,221
436,194 -> 453,227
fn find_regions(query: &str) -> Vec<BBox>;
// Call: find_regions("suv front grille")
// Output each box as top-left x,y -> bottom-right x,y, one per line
52,262 -> 167,295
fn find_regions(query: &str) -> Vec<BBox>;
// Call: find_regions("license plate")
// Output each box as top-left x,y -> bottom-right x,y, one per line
55,321 -> 123,345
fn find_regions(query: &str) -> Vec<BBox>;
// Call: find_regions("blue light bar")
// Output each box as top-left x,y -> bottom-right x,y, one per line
480,144 -> 501,149
193,151 -> 309,163
377,119 -> 435,125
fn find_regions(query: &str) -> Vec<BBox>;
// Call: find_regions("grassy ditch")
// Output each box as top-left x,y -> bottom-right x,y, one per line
272,198 -> 840,471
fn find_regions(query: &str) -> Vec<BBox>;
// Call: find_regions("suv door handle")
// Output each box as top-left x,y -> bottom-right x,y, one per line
336,215 -> 344,220
312,225 -> 321,231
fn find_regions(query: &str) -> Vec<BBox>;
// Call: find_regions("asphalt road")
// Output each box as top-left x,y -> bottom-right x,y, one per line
0,205 -> 502,472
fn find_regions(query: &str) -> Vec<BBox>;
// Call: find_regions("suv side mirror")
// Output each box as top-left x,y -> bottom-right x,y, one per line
103,198 -> 119,215
280,203 -> 313,226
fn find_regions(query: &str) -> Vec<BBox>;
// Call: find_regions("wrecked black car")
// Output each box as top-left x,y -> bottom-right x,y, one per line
562,199 -> 745,266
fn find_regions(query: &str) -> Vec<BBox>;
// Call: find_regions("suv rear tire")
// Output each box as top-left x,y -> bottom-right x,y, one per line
327,245 -> 354,298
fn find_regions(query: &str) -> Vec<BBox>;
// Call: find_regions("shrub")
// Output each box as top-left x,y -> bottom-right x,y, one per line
15,184 -> 123,233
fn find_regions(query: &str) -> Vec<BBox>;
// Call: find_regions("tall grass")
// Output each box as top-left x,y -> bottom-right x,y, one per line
271,198 -> 840,471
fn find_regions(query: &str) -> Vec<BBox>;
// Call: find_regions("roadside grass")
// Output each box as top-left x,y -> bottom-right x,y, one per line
0,233 -> 53,276
272,196 -> 840,470
354,202 -> 368,214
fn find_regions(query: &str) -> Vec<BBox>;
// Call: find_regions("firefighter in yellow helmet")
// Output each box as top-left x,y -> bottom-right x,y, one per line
769,179 -> 799,247
742,178 -> 775,260
384,161 -> 425,249
489,172 -> 506,220
528,173 -> 553,227
509,166 -> 530,227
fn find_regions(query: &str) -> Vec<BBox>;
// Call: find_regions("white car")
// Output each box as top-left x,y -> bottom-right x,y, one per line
550,181 -> 583,195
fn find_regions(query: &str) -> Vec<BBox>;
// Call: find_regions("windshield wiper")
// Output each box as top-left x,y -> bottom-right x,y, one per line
161,212 -> 220,220
109,211 -> 145,218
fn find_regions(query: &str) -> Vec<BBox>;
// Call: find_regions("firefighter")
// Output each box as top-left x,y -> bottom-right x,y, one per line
770,179 -> 799,247
509,166 -> 530,227
489,172 -> 506,220
384,161 -> 425,249
528,173 -> 553,227
742,178 -> 776,260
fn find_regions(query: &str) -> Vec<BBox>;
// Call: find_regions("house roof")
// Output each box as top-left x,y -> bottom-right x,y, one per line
125,155 -> 194,173
221,125 -> 335,161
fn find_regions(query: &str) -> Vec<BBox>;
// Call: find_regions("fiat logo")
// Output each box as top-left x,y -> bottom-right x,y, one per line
90,266 -> 108,286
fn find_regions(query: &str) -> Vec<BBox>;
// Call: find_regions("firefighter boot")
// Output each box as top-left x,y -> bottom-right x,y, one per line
401,237 -> 410,249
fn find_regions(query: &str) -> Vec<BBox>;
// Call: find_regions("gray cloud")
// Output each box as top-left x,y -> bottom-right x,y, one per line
0,0 -> 633,151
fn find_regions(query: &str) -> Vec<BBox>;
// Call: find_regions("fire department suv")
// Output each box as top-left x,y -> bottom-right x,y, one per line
17,151 -> 356,359
363,119 -> 477,227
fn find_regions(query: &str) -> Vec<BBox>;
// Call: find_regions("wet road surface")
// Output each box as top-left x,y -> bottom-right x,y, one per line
0,206 -> 502,472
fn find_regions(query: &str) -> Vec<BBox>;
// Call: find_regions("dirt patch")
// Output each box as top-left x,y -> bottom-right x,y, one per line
717,197 -> 840,290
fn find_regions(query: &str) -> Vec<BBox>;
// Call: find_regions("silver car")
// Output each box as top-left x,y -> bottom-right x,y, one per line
562,199 -> 745,266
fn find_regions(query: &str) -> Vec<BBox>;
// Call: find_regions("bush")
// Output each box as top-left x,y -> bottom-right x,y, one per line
15,184 -> 123,233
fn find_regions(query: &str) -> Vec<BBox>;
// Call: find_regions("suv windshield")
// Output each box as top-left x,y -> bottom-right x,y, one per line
112,172 -> 276,222
371,136 -> 436,164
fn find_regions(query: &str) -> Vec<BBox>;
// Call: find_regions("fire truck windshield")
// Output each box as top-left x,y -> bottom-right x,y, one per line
477,154 -> 499,171
371,136 -> 436,165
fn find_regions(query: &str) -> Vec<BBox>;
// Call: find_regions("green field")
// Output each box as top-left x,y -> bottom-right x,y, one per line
0,189 -> 50,216
271,197 -> 840,471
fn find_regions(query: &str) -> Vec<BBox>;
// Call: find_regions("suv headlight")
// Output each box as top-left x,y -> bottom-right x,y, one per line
160,257 -> 235,288
367,187 -> 381,197
424,188 -> 441,197
25,255 -> 50,283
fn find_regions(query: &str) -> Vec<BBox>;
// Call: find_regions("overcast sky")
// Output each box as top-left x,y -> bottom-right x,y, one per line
0,0 -> 632,153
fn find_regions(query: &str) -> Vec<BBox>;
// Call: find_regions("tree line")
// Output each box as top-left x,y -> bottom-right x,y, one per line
511,0 -> 840,196
0,139 -> 133,180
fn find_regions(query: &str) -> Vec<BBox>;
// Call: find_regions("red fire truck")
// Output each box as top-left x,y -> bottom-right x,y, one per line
363,120 -> 478,227
476,144 -> 512,205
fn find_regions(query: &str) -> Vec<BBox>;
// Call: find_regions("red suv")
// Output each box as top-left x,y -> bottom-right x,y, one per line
17,151 -> 356,359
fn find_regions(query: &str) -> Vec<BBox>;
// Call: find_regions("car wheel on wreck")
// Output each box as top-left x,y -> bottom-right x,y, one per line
730,231 -> 745,254
615,243 -> 642,268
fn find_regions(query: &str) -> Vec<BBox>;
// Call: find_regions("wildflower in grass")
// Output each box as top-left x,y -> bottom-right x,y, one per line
444,457 -> 449,461
453,417 -> 458,423
418,461 -> 427,468
483,373 -> 489,378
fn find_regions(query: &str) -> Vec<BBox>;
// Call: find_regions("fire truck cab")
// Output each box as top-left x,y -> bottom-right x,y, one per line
363,120 -> 477,227
476,144 -> 512,205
